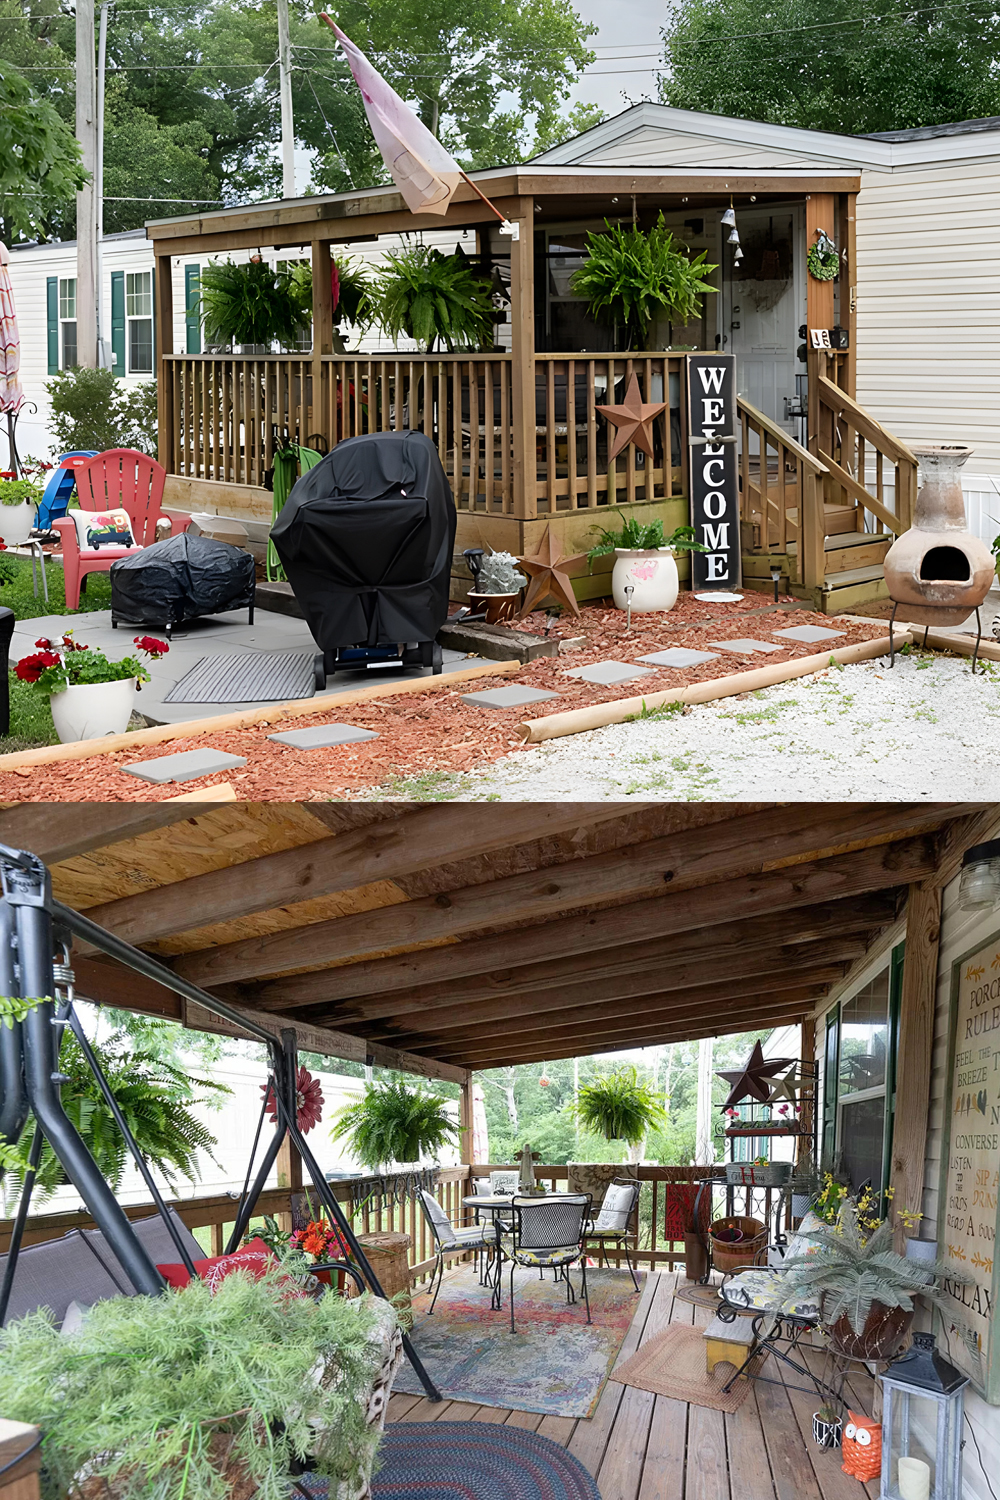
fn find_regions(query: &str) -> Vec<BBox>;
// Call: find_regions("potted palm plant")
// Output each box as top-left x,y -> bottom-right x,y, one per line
571,213 -> 717,350
587,516 -> 707,612
329,1079 -> 460,1170
14,630 -> 169,743
571,1067 -> 665,1151
773,1194 -> 965,1361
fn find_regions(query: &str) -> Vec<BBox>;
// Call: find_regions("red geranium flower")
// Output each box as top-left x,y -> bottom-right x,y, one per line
15,651 -> 61,683
134,635 -> 170,659
35,637 -> 52,649
0,541 -> 7,552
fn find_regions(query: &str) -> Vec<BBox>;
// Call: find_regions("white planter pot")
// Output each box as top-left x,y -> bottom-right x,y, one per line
905,1237 -> 939,1263
611,548 -> 679,613
0,502 -> 36,547
49,678 -> 138,744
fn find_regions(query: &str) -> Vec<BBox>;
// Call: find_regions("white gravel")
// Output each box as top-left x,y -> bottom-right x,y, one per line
425,651 -> 1000,801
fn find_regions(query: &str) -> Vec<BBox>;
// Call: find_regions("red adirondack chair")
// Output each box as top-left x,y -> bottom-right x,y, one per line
53,449 -> 192,609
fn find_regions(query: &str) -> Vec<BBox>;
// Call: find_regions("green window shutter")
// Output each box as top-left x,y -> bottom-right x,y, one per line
46,277 -> 58,374
185,265 -> 201,353
151,265 -> 156,362
110,270 -> 125,377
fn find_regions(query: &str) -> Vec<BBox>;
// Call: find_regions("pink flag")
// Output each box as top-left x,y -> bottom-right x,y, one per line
322,18 -> 463,217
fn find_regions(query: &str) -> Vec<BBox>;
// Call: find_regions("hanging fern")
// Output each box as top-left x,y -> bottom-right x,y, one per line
286,256 -> 373,336
365,245 -> 495,353
330,1079 -> 459,1169
571,213 -> 717,350
199,258 -> 311,348
571,1067 -> 665,1146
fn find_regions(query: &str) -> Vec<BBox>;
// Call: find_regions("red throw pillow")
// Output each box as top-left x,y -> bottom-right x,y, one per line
157,1236 -> 275,1291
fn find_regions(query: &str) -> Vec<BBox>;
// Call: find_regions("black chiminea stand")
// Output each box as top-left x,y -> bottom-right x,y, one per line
0,839 -> 441,1400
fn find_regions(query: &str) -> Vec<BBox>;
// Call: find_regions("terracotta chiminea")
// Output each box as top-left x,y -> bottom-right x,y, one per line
883,444 -> 993,626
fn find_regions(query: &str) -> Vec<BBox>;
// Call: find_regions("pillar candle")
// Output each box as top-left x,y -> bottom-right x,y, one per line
898,1456 -> 931,1500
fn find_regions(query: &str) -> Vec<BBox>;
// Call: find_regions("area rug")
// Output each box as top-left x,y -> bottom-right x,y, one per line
611,1322 -> 767,1413
163,651 -> 315,703
673,1281 -> 723,1313
296,1424 -> 601,1500
391,1264 -> 644,1418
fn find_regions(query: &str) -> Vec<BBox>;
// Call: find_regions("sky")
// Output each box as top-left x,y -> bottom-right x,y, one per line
568,0 -> 668,117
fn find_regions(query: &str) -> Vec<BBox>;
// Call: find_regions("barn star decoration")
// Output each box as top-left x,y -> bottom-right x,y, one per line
717,1041 -> 796,1109
596,372 -> 667,464
517,525 -> 587,618
763,1068 -> 812,1105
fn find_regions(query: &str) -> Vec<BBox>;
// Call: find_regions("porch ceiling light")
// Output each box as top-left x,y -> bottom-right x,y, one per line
959,839 -> 1000,910
721,208 -> 736,227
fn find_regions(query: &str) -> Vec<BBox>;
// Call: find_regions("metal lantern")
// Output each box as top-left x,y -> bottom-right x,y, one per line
878,1334 -> 969,1500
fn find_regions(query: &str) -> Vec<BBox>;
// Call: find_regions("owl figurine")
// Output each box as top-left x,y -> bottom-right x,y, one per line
841,1411 -> 882,1481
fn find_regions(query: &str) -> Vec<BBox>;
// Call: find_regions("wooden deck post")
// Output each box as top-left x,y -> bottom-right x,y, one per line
0,1420 -> 41,1500
508,199 -> 536,522
312,239 -> 335,447
458,1071 -> 475,1167
889,883 -> 941,1246
155,252 -> 174,472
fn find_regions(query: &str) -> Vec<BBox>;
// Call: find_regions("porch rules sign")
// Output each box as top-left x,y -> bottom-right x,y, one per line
686,353 -> 740,591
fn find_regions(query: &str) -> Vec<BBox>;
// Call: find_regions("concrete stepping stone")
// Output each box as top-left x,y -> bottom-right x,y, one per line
564,660 -> 655,686
461,685 -> 560,709
770,624 -> 846,643
638,647 -> 720,668
707,638 -> 785,655
267,723 -> 379,749
123,748 -> 247,784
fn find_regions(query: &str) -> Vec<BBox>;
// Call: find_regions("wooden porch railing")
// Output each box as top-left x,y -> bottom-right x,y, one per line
737,397 -> 829,590
0,1163 -> 790,1286
815,372 -> 919,538
160,351 -> 689,520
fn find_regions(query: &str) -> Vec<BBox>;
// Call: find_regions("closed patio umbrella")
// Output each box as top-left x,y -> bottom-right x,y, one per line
0,241 -> 26,475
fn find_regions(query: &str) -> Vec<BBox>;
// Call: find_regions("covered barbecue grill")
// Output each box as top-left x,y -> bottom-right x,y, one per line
270,430 -> 456,688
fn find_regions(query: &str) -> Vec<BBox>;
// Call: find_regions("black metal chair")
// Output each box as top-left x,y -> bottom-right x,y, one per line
416,1188 -> 499,1313
585,1178 -> 642,1292
501,1194 -> 592,1332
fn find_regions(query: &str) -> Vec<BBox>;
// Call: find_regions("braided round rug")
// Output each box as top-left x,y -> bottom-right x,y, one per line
298,1423 -> 602,1500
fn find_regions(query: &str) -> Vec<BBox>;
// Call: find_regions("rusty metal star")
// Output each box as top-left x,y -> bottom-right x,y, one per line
717,1041 -> 796,1109
517,525 -> 587,618
596,372 -> 668,464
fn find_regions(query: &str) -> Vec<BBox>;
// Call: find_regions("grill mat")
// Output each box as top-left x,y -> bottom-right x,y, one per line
163,651 -> 316,704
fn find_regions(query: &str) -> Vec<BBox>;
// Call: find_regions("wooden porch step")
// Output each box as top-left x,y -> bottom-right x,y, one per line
822,562 -> 887,588
824,503 -> 859,535
824,529 -> 891,552
824,537 -> 891,576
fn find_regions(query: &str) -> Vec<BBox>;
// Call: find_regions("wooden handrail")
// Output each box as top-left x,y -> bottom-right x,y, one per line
736,396 -> 828,477
817,375 -> 919,468
817,449 -> 905,536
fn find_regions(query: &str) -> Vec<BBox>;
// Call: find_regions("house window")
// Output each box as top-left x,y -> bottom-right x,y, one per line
821,949 -> 901,1203
126,272 -> 153,373
59,278 -> 77,369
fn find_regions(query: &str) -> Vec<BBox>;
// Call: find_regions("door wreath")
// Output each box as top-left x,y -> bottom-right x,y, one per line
807,231 -> 839,281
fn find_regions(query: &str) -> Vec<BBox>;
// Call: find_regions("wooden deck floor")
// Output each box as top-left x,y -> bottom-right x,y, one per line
386,1270 -> 881,1500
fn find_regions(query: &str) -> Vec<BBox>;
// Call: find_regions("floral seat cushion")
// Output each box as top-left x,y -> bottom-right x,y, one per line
721,1268 -> 820,1319
501,1239 -> 580,1268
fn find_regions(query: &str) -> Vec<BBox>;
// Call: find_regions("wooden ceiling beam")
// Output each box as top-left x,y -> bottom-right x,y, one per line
71,803 -> 633,953
405,967 -> 845,1058
354,938 -> 866,1043
455,991 -> 821,1068
241,891 -> 900,1014
0,805 -> 228,865
204,827 -> 940,995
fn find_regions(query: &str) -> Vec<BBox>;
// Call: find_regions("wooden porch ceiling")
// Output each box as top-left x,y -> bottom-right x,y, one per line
0,801 -> 991,1077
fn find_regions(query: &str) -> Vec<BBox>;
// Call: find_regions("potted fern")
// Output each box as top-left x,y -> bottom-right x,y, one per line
572,1067 -> 665,1154
773,1195 -> 965,1361
366,246 -> 494,354
571,214 -> 717,350
588,517 -> 706,613
330,1079 -> 460,1171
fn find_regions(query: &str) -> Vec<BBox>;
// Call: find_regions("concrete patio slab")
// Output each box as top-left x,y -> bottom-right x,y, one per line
637,647 -> 720,668
461,686 -> 560,709
707,638 -> 785,654
564,660 -> 655,686
267,723 -> 380,749
123,748 -> 248,784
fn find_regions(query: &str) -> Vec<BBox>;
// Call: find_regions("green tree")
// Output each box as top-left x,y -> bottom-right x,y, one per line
0,56 -> 86,242
659,0 -> 1000,134
102,78 -> 221,234
45,367 -> 158,457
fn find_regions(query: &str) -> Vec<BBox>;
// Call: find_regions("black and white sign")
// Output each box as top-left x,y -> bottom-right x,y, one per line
686,353 -> 740,591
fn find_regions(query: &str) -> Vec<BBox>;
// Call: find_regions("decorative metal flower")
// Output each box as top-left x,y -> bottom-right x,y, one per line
262,1066 -> 324,1134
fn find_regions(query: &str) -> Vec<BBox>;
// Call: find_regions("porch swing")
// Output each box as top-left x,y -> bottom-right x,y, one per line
0,837 -> 440,1401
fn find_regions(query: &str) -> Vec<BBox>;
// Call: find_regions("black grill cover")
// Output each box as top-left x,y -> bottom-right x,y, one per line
110,532 -> 256,626
270,430 -> 457,649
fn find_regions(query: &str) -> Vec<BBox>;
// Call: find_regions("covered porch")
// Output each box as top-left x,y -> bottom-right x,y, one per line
149,162 -> 916,614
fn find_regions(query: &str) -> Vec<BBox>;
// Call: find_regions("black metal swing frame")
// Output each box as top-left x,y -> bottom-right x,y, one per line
0,838 -> 441,1400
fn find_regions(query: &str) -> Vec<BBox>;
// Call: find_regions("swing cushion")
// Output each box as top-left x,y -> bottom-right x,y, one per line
156,1236 -> 275,1290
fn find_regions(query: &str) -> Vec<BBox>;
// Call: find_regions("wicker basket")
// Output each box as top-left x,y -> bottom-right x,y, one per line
708,1216 -> 767,1272
357,1232 -> 413,1330
725,1161 -> 792,1188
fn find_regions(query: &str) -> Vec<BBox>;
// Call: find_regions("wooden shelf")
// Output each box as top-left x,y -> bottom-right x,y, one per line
725,1126 -> 803,1137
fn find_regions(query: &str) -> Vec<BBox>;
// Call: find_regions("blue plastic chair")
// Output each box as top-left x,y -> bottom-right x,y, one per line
35,452 -> 99,532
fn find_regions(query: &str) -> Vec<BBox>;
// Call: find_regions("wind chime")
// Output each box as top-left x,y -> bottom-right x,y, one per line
721,205 -> 743,266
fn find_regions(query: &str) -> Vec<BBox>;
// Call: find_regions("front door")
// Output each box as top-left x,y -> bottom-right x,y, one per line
718,206 -> 805,434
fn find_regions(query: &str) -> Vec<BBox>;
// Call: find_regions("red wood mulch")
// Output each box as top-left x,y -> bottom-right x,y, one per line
0,596 -> 889,803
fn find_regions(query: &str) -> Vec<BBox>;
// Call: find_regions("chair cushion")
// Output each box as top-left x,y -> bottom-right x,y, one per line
721,1268 -> 820,1319
0,1229 -> 129,1327
156,1236 -> 274,1292
71,508 -> 137,551
593,1183 -> 635,1232
454,1224 -> 498,1247
84,1209 -> 204,1279
501,1239 -> 581,1268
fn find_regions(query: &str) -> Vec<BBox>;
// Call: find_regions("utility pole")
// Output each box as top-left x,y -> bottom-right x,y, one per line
276,0 -> 295,198
75,0 -> 99,368
95,1 -> 109,367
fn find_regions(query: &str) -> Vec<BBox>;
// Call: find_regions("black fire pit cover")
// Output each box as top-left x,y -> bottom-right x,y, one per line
110,531 -> 256,627
270,430 -> 456,650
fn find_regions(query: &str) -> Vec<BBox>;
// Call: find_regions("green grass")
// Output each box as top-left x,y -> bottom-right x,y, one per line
373,769 -> 476,801
0,672 -> 58,754
0,554 -> 113,621
623,697 -> 686,723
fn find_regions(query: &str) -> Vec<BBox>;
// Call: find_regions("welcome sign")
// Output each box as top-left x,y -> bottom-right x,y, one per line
939,930 -> 1000,1402
686,353 -> 740,592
